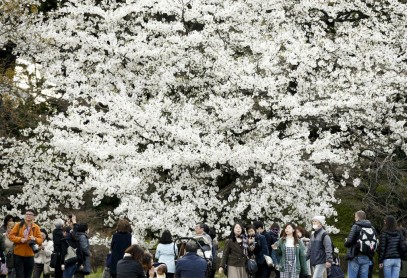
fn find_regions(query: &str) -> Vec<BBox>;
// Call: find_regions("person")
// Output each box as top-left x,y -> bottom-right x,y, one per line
379,215 -> 403,278
306,216 -> 333,278
344,210 -> 377,278
33,228 -> 54,278
0,225 -> 5,278
110,219 -> 136,278
53,218 -> 65,278
296,226 -> 311,277
247,224 -> 269,278
272,222 -> 308,278
194,223 -> 213,261
270,223 -> 281,278
253,221 -> 272,278
219,222 -> 248,278
8,208 -> 43,278
61,226 -> 78,278
116,244 -> 151,278
142,252 -> 155,278
73,223 -> 91,278
175,241 -> 207,278
4,219 -> 16,278
155,263 -> 167,278
208,227 -> 218,278
155,230 -> 177,278
400,223 -> 407,278
0,215 -> 14,234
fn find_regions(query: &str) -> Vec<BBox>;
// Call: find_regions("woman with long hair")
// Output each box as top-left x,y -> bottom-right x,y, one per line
219,223 -> 248,278
117,244 -> 149,278
379,215 -> 403,278
155,230 -> 177,278
272,223 -> 308,278
110,219 -> 136,278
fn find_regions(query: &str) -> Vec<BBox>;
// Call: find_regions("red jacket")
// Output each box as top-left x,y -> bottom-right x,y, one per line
9,221 -> 43,257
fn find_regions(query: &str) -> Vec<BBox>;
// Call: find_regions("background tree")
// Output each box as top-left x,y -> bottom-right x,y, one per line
0,0 -> 406,239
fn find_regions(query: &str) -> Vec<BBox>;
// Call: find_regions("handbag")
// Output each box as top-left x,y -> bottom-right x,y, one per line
246,258 -> 258,274
50,252 -> 58,268
44,263 -> 55,275
264,254 -> 273,267
0,263 -> 8,275
328,264 -> 345,278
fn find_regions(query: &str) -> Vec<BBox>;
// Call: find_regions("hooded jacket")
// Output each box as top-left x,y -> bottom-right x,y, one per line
344,220 -> 376,258
307,228 -> 333,266
379,230 -> 403,263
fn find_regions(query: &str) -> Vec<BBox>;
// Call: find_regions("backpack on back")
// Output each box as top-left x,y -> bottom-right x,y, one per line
357,227 -> 377,257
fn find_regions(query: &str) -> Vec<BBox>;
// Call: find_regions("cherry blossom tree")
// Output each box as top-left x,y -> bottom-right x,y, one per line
1,0 -> 406,238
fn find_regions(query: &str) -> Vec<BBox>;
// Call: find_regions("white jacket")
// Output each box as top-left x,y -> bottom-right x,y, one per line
34,240 -> 54,264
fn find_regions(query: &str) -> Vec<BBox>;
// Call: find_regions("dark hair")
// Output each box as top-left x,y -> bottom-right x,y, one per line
25,208 -> 36,215
246,224 -> 256,233
208,227 -> 217,240
270,222 -> 280,230
197,223 -> 210,234
40,228 -> 49,240
125,244 -> 145,264
3,215 -> 14,228
185,241 -> 198,253
77,223 -> 88,233
116,219 -> 132,233
253,221 -> 264,230
159,230 -> 173,244
383,215 -> 397,232
296,226 -> 310,238
62,226 -> 72,234
281,222 -> 299,245
230,223 -> 245,242
142,252 -> 153,273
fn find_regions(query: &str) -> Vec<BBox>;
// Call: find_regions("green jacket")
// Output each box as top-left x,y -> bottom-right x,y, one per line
275,237 -> 308,274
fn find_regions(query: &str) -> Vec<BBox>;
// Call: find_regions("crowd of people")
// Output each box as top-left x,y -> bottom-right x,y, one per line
0,209 -> 406,278
0,209 -> 91,278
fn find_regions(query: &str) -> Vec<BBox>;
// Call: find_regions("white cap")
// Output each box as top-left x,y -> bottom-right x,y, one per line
312,215 -> 326,226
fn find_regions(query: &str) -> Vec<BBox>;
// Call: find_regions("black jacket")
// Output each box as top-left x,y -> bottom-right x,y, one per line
344,220 -> 376,258
379,231 -> 403,263
116,256 -> 146,278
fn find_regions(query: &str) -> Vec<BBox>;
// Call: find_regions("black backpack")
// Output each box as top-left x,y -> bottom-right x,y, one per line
357,227 -> 377,257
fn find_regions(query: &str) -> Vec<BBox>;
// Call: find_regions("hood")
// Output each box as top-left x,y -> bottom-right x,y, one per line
356,220 -> 372,228
385,231 -> 401,237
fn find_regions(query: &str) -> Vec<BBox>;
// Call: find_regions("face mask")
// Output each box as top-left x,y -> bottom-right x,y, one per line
312,224 -> 320,230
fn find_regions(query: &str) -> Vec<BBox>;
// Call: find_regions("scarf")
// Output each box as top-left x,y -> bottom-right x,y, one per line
241,234 -> 248,256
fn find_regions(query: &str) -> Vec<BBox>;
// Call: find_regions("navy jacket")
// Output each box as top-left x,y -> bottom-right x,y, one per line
110,232 -> 132,274
117,256 -> 146,278
253,233 -> 269,265
175,252 -> 207,278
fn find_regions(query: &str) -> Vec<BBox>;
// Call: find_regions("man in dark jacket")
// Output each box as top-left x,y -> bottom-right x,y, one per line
306,216 -> 333,278
250,222 -> 270,278
175,242 -> 207,278
344,210 -> 377,278
52,219 -> 64,278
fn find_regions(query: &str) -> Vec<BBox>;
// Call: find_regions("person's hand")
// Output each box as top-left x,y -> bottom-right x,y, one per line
379,263 -> 383,269
326,262 -> 331,268
272,242 -> 278,250
61,265 -> 65,271
219,267 -> 224,274
29,235 -> 35,241
148,266 -> 155,278
21,238 -> 28,243
72,214 -> 77,224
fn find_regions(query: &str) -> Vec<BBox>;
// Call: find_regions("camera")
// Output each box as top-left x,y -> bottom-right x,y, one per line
29,240 -> 39,253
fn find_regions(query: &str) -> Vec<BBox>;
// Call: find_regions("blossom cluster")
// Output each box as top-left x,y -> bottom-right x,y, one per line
0,0 -> 406,238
